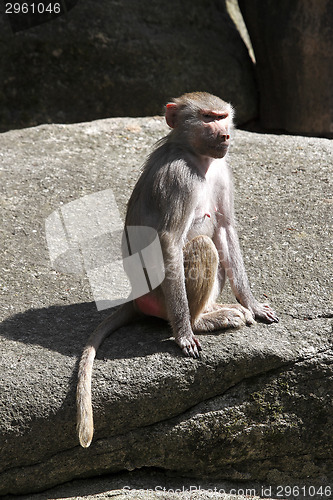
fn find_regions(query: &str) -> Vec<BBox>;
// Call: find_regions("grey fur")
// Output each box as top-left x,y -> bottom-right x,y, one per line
76,92 -> 278,447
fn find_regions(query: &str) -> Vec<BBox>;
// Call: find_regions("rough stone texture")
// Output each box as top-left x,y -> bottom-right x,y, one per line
0,117 -> 332,497
2,470 -> 277,500
238,0 -> 333,138
1,470 -> 281,500
0,0 -> 257,132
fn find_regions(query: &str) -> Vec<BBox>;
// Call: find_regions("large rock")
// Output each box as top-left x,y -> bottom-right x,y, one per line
0,117 -> 332,496
238,0 -> 333,137
0,0 -> 257,132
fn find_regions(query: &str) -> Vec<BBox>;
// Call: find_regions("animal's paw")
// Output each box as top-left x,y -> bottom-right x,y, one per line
224,304 -> 256,328
227,304 -> 255,327
250,302 -> 279,324
175,334 -> 202,359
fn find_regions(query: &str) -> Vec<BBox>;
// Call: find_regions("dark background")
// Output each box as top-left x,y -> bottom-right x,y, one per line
1,0 -> 332,137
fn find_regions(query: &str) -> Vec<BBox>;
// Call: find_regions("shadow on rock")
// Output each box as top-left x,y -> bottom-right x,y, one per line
0,301 -> 180,359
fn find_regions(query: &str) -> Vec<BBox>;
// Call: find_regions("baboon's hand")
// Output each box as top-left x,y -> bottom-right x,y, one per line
175,333 -> 202,358
249,302 -> 279,324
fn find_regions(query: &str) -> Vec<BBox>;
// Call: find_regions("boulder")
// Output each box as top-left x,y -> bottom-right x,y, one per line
0,0 -> 257,132
0,117 -> 332,496
238,0 -> 333,137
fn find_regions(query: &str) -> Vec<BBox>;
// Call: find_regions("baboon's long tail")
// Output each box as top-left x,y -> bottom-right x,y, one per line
76,301 -> 138,447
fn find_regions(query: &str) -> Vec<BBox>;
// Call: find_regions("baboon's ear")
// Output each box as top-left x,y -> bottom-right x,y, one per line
165,103 -> 179,128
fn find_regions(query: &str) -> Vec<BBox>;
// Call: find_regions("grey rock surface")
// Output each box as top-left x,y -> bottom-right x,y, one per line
0,0 -> 257,132
1,468 -> 278,500
0,117 -> 332,497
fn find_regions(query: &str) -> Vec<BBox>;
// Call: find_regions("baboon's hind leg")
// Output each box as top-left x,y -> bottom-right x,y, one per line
193,303 -> 255,332
183,235 -> 219,324
183,235 -> 254,333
